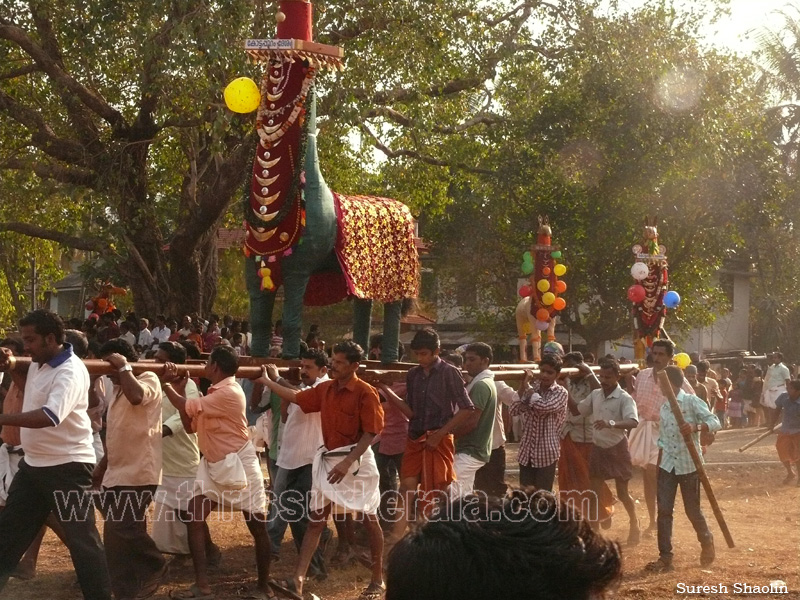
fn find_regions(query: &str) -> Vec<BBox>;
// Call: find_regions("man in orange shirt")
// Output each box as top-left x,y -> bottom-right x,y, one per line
258,341 -> 385,600
162,346 -> 272,600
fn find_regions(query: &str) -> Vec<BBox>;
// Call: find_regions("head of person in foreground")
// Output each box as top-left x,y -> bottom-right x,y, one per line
386,489 -> 622,600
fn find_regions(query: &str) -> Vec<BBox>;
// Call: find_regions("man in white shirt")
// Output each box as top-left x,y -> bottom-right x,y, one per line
0,310 -> 112,600
137,318 -> 154,350
762,352 -> 791,428
178,315 -> 193,338
151,315 -> 172,348
265,348 -> 330,579
119,322 -> 137,347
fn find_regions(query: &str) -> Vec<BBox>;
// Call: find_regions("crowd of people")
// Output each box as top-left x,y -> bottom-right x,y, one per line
0,309 -> 797,600
66,311 -> 257,360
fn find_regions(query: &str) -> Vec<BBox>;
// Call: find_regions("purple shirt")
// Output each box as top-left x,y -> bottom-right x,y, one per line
406,358 -> 474,439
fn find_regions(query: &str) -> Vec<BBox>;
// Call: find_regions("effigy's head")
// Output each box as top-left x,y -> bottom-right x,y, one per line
241,0 -> 343,292
643,216 -> 658,241
537,215 -> 552,237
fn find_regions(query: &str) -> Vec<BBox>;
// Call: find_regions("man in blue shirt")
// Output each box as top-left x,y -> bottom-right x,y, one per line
646,366 -> 721,573
775,380 -> 800,486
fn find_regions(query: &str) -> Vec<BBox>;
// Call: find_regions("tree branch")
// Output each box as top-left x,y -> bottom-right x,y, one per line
359,123 -> 496,175
365,106 -> 502,134
0,62 -> 41,81
0,90 -> 89,165
0,22 -> 126,131
121,233 -> 158,290
136,2 -> 208,132
1,156 -> 98,187
27,1 -> 101,144
0,222 -> 110,252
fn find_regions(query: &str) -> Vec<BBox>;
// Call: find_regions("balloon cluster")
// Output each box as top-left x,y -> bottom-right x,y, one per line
520,249 -> 568,330
627,261 -> 681,309
224,77 -> 261,113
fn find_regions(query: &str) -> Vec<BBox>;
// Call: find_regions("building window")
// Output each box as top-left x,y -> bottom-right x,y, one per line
719,273 -> 734,309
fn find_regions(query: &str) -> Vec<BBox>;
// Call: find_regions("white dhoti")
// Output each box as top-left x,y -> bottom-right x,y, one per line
194,441 -> 267,515
310,445 -> 380,515
629,421 -> 660,468
152,475 -> 196,554
763,386 -> 786,410
92,432 -> 105,463
451,453 -> 486,498
0,444 -> 23,506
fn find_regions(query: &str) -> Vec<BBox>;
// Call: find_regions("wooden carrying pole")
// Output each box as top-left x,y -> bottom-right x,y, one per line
5,357 -> 634,385
738,424 -> 781,453
657,370 -> 735,548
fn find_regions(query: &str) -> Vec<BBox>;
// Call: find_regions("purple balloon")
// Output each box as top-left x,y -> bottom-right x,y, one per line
535,319 -> 550,331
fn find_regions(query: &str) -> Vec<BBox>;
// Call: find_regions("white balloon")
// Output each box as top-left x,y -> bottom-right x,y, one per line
631,262 -> 649,280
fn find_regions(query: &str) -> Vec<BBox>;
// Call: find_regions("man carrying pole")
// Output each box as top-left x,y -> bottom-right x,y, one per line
645,366 -> 722,572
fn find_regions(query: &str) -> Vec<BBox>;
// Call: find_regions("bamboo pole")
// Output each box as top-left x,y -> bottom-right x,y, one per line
4,356 -> 635,385
738,424 -> 781,453
656,370 -> 735,549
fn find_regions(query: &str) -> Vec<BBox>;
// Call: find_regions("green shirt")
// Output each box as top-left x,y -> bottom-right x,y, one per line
456,378 -> 497,463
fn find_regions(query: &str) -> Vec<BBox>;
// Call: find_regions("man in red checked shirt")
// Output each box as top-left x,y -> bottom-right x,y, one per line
511,353 -> 569,491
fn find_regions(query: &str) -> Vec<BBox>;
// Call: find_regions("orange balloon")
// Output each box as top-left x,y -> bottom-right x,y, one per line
542,267 -> 551,276
553,297 -> 566,311
555,280 -> 567,293
536,308 -> 550,321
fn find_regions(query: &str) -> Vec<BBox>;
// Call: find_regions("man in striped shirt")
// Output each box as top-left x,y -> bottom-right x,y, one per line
629,340 -> 693,533
510,353 -> 569,491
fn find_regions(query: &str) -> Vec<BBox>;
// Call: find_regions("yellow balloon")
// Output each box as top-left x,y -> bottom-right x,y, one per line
542,292 -> 555,306
537,279 -> 550,293
224,77 -> 261,113
674,352 -> 691,369
554,263 -> 567,277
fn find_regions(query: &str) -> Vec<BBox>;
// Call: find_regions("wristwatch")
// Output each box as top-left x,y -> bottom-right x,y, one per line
118,364 -> 133,373
608,420 -> 616,428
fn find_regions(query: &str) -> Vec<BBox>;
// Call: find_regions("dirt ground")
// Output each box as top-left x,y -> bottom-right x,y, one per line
3,427 -> 799,600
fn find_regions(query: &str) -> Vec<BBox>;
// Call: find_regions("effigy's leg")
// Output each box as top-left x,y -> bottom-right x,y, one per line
381,301 -> 402,364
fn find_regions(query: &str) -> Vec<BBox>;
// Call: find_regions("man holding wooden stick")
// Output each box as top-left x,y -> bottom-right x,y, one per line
646,366 -> 721,573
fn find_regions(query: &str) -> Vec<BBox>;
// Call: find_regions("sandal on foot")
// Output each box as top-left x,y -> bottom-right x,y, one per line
356,582 -> 385,600
644,558 -> 674,573
137,562 -> 169,599
268,578 -> 303,600
169,585 -> 216,600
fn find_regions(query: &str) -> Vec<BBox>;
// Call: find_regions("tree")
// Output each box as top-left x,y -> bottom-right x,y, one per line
0,0 -> 583,319
422,3 -> 780,350
747,7 -> 800,355
0,1 -> 269,316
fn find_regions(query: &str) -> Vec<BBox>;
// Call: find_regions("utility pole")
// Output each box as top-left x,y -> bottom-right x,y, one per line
30,257 -> 36,311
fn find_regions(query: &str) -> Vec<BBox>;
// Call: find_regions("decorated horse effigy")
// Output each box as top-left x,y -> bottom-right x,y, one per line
515,216 -> 567,362
228,0 -> 419,362
628,216 -> 680,363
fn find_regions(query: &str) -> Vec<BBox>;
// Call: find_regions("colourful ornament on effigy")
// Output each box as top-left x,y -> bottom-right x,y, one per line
515,216 -> 568,362
629,216 -> 672,364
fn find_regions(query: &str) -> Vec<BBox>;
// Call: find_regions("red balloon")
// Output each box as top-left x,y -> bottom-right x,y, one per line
627,284 -> 646,303
519,285 -> 532,297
